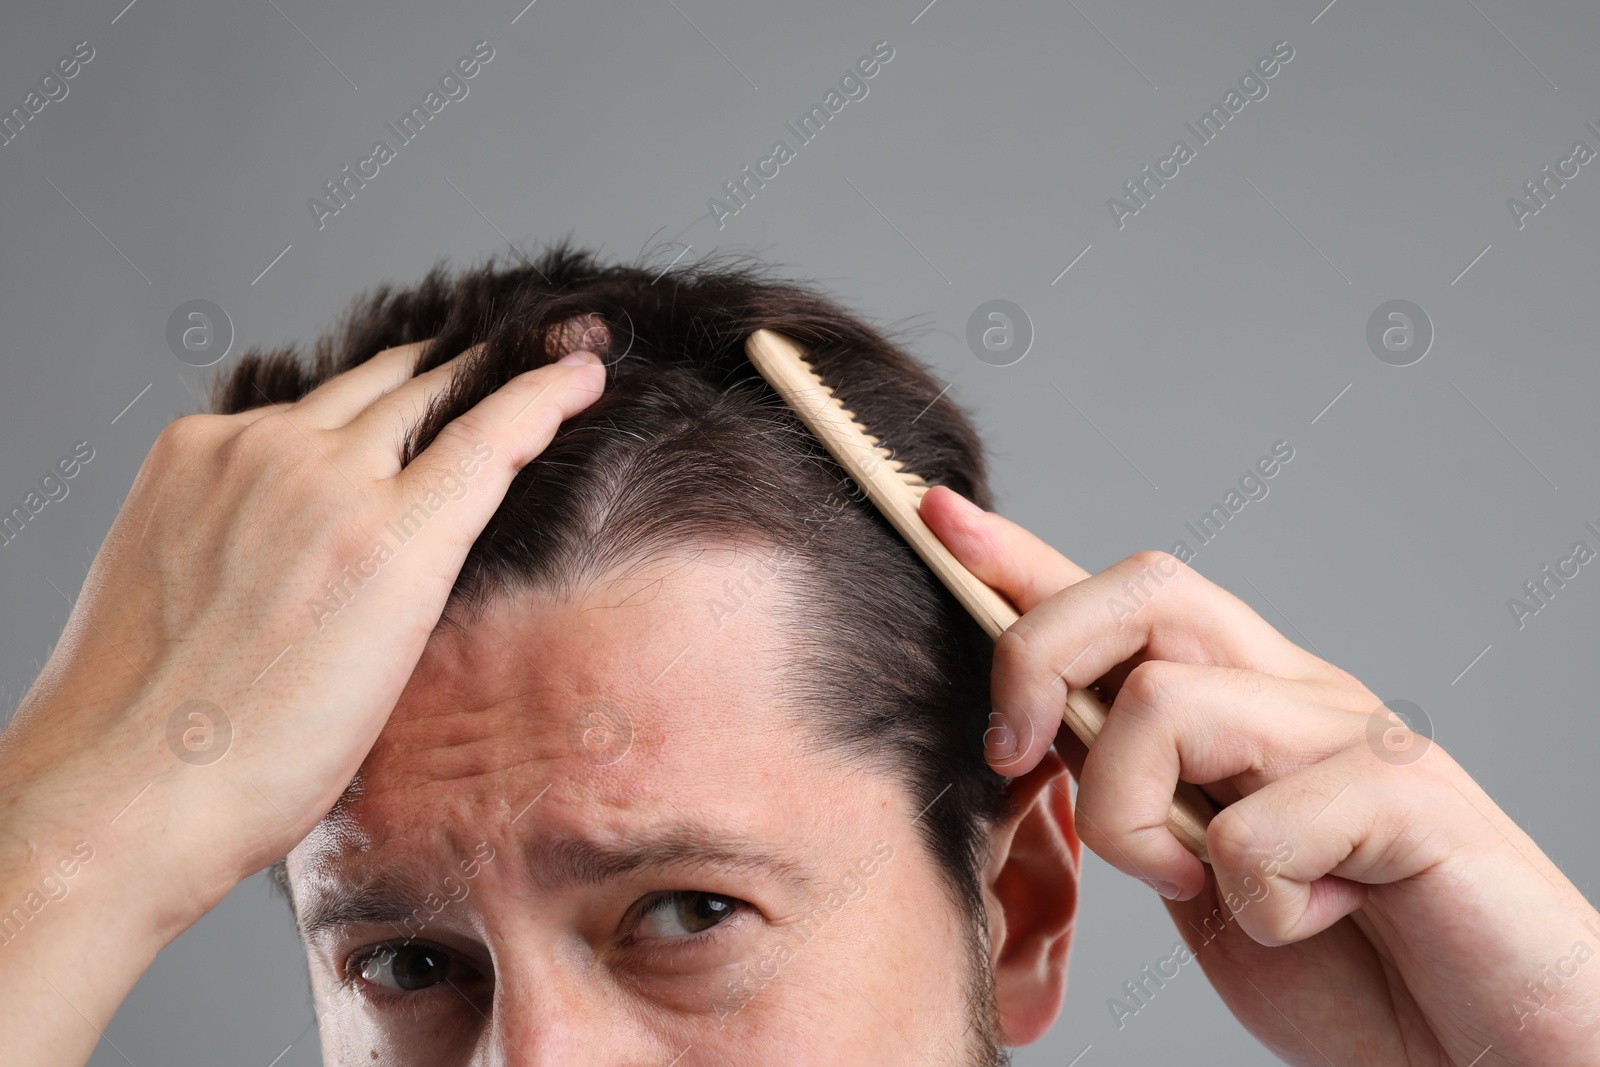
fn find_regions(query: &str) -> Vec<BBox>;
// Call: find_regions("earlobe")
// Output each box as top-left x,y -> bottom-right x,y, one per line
982,747 -> 1081,1047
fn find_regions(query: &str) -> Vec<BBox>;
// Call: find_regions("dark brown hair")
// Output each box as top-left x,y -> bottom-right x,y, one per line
212,240 -> 1013,930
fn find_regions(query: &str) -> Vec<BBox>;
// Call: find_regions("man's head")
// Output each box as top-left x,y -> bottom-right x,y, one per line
213,244 -> 1081,1064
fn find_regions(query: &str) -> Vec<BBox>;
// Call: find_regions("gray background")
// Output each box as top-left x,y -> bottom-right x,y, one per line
1,0 -> 1596,1063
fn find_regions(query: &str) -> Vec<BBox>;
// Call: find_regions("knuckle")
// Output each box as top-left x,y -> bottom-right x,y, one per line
433,415 -> 496,460
1117,659 -> 1181,717
150,414 -> 226,459
1205,804 -> 1265,875
219,413 -> 322,481
1127,548 -> 1186,579
229,410 -> 294,451
993,623 -> 1048,678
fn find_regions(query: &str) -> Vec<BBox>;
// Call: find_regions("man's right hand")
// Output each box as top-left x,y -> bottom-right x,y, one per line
0,341 -> 604,1067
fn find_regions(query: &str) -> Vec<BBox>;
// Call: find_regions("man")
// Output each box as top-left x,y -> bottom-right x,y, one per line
2,244 -> 1596,1065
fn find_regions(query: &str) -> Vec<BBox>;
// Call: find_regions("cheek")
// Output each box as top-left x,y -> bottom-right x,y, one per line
698,968 -> 911,1060
308,956 -> 379,1060
714,850 -> 976,1058
319,1008 -> 417,1067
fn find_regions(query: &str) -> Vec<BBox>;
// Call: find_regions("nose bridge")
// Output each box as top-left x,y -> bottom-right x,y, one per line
482,955 -> 658,1067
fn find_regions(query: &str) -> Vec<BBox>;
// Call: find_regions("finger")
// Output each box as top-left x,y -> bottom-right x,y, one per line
1074,661 -> 1362,900
1201,746 -> 1462,947
992,550 -> 1337,771
919,486 -> 1091,613
341,344 -> 493,467
988,550 -> 1319,776
393,351 -> 606,546
294,341 -> 435,427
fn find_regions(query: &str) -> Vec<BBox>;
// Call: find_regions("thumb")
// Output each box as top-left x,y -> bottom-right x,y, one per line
919,485 -> 1092,614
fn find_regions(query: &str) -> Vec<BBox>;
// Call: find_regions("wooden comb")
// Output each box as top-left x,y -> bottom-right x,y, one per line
745,328 -> 1216,862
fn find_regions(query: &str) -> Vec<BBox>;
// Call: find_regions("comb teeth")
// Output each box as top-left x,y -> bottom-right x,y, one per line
784,349 -> 929,492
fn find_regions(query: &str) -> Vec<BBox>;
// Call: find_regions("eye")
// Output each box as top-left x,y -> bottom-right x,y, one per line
352,941 -> 459,993
633,891 -> 744,941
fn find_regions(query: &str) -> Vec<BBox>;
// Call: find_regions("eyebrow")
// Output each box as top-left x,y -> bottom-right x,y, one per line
298,867 -> 439,938
296,824 -> 818,939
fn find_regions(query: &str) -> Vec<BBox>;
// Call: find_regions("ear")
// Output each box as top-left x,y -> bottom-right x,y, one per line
981,746 -> 1081,1047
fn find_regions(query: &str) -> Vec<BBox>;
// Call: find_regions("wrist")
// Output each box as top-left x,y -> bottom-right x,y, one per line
0,727 -> 227,946
0,806 -> 199,1067
1,791 -> 206,947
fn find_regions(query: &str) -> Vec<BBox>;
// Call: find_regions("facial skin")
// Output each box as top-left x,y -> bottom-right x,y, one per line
286,544 -> 1081,1066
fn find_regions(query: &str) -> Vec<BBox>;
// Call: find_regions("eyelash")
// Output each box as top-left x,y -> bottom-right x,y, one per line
342,941 -> 467,1009
620,890 -> 749,951
342,891 -> 751,1000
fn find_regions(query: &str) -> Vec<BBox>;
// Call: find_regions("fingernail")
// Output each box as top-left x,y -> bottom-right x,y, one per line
948,488 -> 985,516
558,350 -> 600,367
1143,877 -> 1183,900
984,713 -> 1017,761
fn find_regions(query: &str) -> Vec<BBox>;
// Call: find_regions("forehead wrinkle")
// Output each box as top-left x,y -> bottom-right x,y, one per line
362,688 -> 573,801
525,824 -> 819,896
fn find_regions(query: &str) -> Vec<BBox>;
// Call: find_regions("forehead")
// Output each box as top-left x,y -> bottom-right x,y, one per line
291,542 -> 873,881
